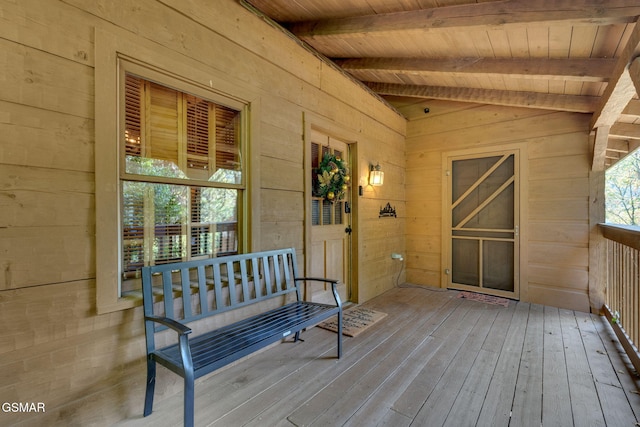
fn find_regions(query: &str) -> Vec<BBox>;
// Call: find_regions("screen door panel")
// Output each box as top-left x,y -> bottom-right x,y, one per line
449,153 -> 518,297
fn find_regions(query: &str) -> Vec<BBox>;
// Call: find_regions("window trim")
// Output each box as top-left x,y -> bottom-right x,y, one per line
95,28 -> 259,314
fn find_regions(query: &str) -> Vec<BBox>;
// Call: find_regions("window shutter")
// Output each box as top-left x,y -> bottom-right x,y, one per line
186,95 -> 211,175
122,76 -> 144,277
215,105 -> 240,170
124,75 -> 142,157
122,181 -> 145,276
153,185 -> 186,265
190,187 -> 212,258
311,142 -> 320,168
149,82 -> 180,165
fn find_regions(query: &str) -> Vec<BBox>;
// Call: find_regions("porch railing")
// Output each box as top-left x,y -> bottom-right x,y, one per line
121,221 -> 238,294
600,223 -> 640,372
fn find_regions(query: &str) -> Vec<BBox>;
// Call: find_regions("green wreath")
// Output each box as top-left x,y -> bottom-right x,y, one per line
313,153 -> 351,202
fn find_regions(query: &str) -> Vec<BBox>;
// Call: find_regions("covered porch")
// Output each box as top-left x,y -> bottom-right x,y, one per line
119,286 -> 640,426
5,0 -> 640,424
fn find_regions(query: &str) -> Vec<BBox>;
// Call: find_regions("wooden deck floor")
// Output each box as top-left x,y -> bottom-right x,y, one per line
120,285 -> 640,426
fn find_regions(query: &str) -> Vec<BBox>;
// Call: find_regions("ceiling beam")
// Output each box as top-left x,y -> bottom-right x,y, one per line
336,57 -> 616,82
607,140 -> 640,166
610,122 -> 640,140
607,140 -> 629,153
366,82 -> 598,113
630,55 -> 640,98
592,126 -> 610,171
289,0 -> 640,39
590,22 -> 640,129
589,19 -> 640,170
621,99 -> 640,117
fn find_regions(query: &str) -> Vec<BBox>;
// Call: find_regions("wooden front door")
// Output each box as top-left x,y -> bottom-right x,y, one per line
309,131 -> 351,304
444,150 -> 520,299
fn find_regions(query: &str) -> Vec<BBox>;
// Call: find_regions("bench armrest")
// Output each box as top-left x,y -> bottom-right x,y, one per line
295,277 -> 342,308
145,315 -> 192,336
296,277 -> 338,285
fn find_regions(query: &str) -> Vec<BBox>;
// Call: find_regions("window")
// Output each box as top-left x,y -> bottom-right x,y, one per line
94,30 -> 258,314
120,74 -> 245,293
311,142 -> 347,227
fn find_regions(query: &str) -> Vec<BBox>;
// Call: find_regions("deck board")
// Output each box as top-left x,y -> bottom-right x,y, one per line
511,302 -> 544,427
559,308 -> 606,427
542,305 -> 574,426
118,286 -> 640,427
476,300 -> 530,426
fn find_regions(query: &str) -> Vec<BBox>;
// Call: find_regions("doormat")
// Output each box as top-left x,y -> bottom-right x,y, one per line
318,307 -> 387,337
457,291 -> 510,307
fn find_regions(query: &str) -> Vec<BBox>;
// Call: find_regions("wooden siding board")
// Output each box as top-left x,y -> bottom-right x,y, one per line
406,104 -> 550,139
261,156 -> 304,192
408,112 -> 589,152
529,155 -> 590,179
260,122 -> 303,160
0,0 -> 95,67
529,221 -> 589,244
527,131 -> 590,159
0,228 -> 94,290
529,194 -> 590,219
529,177 -> 589,200
528,284 -> 589,312
0,101 -> 94,172
1,39 -> 94,119
528,264 -> 588,291
260,189 -> 303,223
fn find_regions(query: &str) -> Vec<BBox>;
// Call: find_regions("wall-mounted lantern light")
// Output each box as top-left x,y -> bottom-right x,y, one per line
369,163 -> 384,186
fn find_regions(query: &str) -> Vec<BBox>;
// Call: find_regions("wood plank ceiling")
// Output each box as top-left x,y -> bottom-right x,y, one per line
242,0 -> 640,169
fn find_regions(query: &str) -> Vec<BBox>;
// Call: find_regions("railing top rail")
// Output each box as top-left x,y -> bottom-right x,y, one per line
599,223 -> 640,250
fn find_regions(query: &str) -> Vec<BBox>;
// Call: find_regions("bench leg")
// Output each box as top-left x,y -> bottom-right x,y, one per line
184,370 -> 195,427
143,356 -> 156,417
337,312 -> 343,358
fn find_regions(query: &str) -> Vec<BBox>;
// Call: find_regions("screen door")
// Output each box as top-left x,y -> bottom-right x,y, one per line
445,151 -> 520,299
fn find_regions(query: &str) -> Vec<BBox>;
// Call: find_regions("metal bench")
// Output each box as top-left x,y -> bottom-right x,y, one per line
141,247 -> 342,427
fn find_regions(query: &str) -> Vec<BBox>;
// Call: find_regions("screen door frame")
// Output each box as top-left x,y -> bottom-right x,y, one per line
441,144 -> 526,300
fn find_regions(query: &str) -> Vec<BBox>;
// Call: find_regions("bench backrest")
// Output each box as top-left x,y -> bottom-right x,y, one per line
141,247 -> 302,332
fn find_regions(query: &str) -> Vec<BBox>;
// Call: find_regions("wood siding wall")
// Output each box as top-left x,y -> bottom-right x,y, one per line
402,99 -> 592,312
0,0 -> 405,424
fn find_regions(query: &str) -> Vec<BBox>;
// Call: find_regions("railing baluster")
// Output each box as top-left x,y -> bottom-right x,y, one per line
600,224 -> 640,374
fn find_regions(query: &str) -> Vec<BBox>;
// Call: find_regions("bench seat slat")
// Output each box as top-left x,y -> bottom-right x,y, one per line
152,301 -> 338,376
